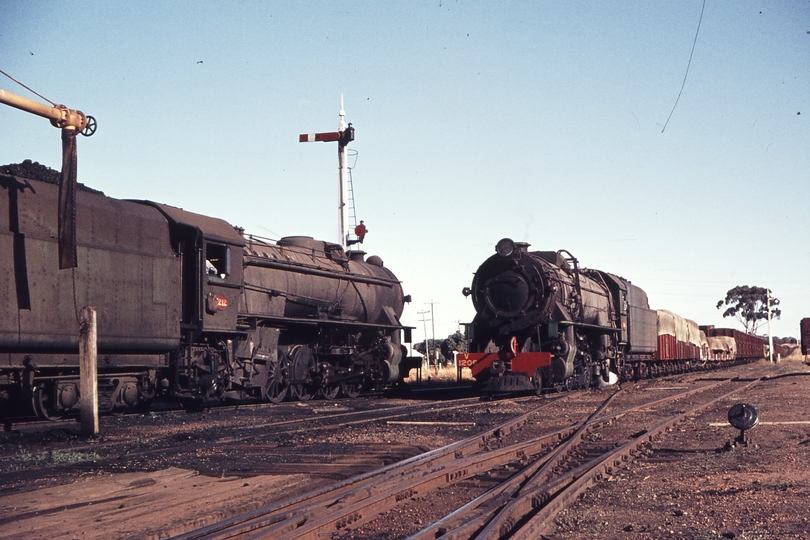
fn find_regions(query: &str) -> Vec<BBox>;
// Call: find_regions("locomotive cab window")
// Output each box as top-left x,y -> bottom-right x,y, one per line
205,243 -> 230,279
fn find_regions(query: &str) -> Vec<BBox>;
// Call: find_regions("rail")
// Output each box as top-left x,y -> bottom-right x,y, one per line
178,375 -> 762,539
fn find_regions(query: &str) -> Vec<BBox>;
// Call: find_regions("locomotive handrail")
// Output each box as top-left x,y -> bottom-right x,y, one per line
238,311 -> 408,330
204,280 -> 242,290
244,256 -> 400,287
243,283 -> 343,306
557,320 -> 620,332
244,233 -> 277,247
558,248 -> 583,301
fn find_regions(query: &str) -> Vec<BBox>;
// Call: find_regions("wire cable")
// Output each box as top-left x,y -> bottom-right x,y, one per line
662,0 -> 706,133
0,68 -> 57,106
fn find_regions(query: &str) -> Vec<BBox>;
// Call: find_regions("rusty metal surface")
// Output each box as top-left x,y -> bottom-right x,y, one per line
0,174 -> 181,353
704,327 -> 765,360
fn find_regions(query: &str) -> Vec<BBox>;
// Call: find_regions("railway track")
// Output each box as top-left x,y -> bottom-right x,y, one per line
176,373 -> 767,540
0,392 -> 546,490
0,383 -> 477,430
416,377 -> 760,540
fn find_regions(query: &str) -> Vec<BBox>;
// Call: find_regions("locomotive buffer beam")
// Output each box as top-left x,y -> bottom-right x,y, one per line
458,351 -> 551,392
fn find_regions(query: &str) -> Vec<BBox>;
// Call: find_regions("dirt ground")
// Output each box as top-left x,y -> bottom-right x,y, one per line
552,352 -> 810,540
1,353 -> 809,539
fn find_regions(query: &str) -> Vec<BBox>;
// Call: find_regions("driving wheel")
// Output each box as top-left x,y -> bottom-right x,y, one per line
289,346 -> 315,402
264,351 -> 290,404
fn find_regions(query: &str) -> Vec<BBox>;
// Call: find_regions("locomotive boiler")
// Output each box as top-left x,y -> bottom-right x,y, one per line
0,161 -> 410,420
460,238 -> 657,393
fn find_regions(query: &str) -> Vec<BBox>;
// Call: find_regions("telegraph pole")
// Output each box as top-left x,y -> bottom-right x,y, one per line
417,309 -> 431,368
767,289 -> 774,363
426,301 -> 438,366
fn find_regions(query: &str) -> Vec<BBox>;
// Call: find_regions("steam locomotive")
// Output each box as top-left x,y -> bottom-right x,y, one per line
459,238 -> 764,393
0,161 -> 411,420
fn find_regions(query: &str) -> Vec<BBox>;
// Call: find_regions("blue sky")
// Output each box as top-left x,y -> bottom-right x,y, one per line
2,1 -> 808,345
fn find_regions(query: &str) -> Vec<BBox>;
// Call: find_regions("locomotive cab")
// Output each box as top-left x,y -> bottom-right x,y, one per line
202,240 -> 241,331
139,202 -> 245,335
135,202 -> 250,401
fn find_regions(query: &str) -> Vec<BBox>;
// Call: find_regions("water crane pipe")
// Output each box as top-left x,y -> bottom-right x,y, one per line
1,85 -> 96,268
0,87 -> 96,136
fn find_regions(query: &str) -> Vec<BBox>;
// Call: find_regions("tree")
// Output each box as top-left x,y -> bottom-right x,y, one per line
443,331 -> 469,355
413,339 -> 441,365
414,331 -> 469,366
716,286 -> 781,334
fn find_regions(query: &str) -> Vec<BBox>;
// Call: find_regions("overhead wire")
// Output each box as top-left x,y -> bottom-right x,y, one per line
0,68 -> 57,106
661,0 -> 707,133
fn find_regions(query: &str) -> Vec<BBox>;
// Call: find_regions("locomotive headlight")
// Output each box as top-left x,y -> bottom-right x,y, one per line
495,238 -> 516,258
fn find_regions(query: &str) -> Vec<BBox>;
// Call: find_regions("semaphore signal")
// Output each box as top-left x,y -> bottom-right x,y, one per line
299,96 -> 355,250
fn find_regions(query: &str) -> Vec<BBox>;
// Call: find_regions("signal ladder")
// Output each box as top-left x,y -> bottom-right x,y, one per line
347,149 -> 359,243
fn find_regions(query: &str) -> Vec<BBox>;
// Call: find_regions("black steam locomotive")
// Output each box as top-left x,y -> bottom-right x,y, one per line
460,238 -> 763,393
0,161 -> 411,420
